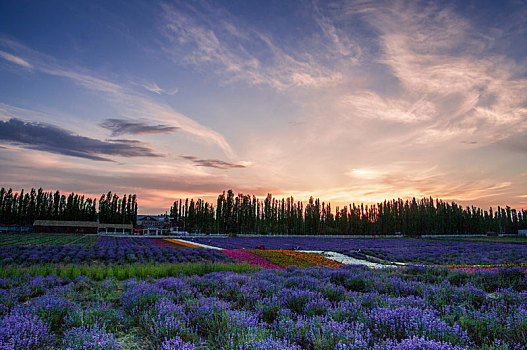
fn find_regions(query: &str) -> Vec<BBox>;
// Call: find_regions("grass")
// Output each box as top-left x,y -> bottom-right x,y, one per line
0,262 -> 262,280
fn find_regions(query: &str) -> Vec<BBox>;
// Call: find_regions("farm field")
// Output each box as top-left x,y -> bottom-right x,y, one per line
0,234 -> 526,349
188,237 -> 527,266
434,236 -> 527,245
0,233 -> 99,247
1,265 -> 526,349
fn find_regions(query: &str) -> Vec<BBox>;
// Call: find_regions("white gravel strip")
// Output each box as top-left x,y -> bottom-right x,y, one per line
172,239 -> 223,250
300,250 -> 391,269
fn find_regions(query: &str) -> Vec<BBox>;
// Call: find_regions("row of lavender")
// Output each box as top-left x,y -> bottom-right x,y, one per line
95,236 -> 161,248
2,266 -> 526,349
0,245 -> 230,265
189,237 -> 527,265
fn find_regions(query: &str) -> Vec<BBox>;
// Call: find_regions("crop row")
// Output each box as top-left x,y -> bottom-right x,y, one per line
0,245 -> 231,265
249,250 -> 318,268
95,236 -> 160,248
223,250 -> 284,269
1,266 -> 526,349
189,237 -> 527,265
280,250 -> 343,267
0,262 -> 261,280
222,249 -> 344,269
0,233 -> 99,247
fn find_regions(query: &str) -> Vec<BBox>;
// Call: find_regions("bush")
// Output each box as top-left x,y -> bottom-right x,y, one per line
63,324 -> 121,350
0,310 -> 53,349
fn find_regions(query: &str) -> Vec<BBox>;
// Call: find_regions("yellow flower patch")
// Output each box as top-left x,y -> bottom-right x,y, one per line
280,250 -> 343,267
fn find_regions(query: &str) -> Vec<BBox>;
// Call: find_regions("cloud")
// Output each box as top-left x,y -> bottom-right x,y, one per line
346,168 -> 385,179
160,2 -> 345,90
182,155 -> 246,169
99,118 -> 179,136
0,50 -> 32,68
497,129 -> 527,153
142,82 -> 178,95
341,91 -> 435,123
320,0 -> 527,145
0,118 -> 161,161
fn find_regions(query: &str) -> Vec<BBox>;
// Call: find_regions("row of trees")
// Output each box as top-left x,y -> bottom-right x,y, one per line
170,190 -> 527,236
0,188 -> 137,225
98,192 -> 138,225
2,187 -> 525,235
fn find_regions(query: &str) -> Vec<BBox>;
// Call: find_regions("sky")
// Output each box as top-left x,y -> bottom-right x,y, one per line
0,0 -> 526,214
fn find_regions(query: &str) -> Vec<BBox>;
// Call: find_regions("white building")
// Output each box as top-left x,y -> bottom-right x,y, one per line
136,215 -> 170,235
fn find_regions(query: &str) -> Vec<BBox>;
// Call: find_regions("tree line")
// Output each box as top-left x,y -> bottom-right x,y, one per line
171,190 -> 527,236
0,188 -> 137,225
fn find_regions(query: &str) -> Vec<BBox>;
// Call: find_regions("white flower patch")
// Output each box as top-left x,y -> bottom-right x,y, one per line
300,250 -> 391,269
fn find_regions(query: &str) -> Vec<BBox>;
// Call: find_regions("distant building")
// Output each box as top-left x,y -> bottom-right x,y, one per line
98,223 -> 134,235
33,220 -> 99,234
136,215 -> 171,235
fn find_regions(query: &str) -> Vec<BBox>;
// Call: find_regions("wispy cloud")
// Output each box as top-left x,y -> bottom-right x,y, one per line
0,50 -> 32,68
357,1 -> 527,137
99,118 -> 179,136
271,0 -> 526,167
0,118 -> 160,161
142,82 -> 178,95
160,2 -> 345,90
341,91 -> 435,123
182,155 -> 246,169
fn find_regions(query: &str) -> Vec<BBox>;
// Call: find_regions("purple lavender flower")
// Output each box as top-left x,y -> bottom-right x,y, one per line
121,281 -> 174,319
0,309 -> 53,349
63,324 -> 121,350
234,338 -> 301,350
374,336 -> 468,350
275,315 -> 371,350
365,306 -> 469,345
28,293 -> 75,331
161,336 -> 196,350
147,298 -> 193,344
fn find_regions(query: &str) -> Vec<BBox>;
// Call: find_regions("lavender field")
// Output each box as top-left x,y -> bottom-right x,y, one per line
1,265 -> 527,349
0,236 -> 230,265
1,235 -> 527,349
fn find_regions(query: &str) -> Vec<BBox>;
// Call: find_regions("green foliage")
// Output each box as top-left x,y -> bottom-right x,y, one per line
171,190 -> 527,235
0,233 -> 98,247
0,262 -> 261,280
0,187 -> 137,226
98,192 -> 137,224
